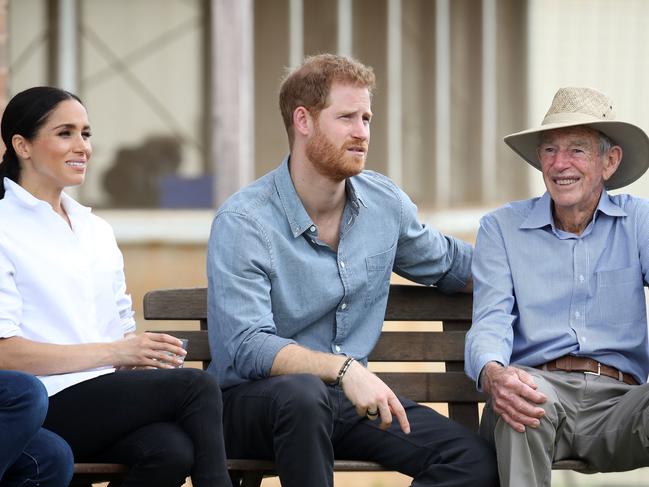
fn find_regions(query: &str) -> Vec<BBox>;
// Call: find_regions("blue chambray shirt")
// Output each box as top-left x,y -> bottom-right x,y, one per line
207,157 -> 472,388
465,190 -> 649,387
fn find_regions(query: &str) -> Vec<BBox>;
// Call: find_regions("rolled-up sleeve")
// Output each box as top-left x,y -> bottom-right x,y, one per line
393,186 -> 472,292
0,243 -> 22,338
464,213 -> 516,387
207,211 -> 295,386
110,236 -> 136,335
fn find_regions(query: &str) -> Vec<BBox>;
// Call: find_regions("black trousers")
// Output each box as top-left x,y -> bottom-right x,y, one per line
222,373 -> 498,487
44,369 -> 232,487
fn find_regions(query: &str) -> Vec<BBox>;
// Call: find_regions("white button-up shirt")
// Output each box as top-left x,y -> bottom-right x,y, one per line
0,178 -> 136,396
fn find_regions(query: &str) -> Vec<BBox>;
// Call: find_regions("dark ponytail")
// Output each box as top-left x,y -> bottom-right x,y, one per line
0,147 -> 20,196
0,86 -> 82,198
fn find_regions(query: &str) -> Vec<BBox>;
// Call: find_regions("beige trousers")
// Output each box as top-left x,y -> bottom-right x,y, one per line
480,365 -> 649,487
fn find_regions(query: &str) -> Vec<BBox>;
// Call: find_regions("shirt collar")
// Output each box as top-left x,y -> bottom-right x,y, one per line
3,177 -> 91,215
274,156 -> 366,238
274,157 -> 316,238
520,189 -> 626,231
344,177 -> 365,216
60,190 -> 92,216
520,192 -> 554,230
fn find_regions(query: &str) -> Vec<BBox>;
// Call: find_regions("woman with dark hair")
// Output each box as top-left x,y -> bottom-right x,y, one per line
0,87 -> 232,487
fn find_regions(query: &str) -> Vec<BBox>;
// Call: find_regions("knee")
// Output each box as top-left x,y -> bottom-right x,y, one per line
2,372 -> 48,430
273,374 -> 332,425
179,368 -> 223,408
275,373 -> 329,410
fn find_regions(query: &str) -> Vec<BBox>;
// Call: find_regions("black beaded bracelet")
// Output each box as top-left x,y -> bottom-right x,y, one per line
330,356 -> 355,386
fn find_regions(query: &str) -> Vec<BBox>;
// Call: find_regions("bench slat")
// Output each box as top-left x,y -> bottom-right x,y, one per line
163,330 -> 210,361
162,330 -> 469,364
144,287 -> 207,320
73,463 -> 128,474
377,372 -> 485,403
72,457 -> 590,481
370,331 -> 466,361
553,460 -> 589,472
384,285 -> 472,321
143,285 -> 472,322
227,459 -> 388,472
226,458 -> 589,474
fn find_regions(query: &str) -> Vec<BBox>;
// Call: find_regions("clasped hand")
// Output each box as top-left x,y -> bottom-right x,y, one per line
482,362 -> 547,433
341,361 -> 411,434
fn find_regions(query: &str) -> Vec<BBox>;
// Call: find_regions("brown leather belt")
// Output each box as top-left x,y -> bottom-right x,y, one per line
537,355 -> 638,386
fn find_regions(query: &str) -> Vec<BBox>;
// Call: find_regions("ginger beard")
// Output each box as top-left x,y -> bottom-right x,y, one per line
305,120 -> 368,182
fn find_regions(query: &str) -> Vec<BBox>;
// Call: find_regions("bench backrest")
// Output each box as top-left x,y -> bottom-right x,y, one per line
143,284 -> 485,431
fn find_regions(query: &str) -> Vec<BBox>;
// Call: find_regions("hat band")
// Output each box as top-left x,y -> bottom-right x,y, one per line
542,112 -> 607,126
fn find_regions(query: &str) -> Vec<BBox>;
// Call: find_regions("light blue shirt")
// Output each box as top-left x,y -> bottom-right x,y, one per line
207,157 -> 472,388
465,191 -> 649,386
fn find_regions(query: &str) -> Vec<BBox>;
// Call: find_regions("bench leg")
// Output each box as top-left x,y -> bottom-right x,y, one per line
242,471 -> 263,487
229,470 -> 263,487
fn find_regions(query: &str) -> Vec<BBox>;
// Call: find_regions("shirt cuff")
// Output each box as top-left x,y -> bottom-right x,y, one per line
0,320 -> 20,339
473,353 -> 509,390
255,334 -> 297,378
121,316 -> 136,335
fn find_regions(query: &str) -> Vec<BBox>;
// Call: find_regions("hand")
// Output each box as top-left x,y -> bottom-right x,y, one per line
481,362 -> 547,433
341,361 -> 410,434
112,333 -> 187,369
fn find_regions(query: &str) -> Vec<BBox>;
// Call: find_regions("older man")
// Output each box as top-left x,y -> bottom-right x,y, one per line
208,53 -> 497,487
465,86 -> 649,486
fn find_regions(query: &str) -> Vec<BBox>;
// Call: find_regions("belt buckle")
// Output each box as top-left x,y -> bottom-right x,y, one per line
583,361 -> 601,377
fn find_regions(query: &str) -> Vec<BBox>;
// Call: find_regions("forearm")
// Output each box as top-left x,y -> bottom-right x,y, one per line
270,343 -> 347,383
0,336 -> 117,375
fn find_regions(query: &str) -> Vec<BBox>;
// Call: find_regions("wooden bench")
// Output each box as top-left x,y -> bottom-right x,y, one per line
71,284 -> 587,486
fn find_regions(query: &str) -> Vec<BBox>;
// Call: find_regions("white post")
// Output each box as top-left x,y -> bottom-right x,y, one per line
435,0 -> 451,207
387,0 -> 402,186
57,0 -> 77,93
58,0 -> 78,199
337,0 -> 352,56
212,0 -> 254,206
289,0 -> 304,68
481,0 -> 497,203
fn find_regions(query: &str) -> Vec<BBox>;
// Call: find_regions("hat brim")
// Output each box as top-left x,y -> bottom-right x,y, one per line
504,120 -> 649,190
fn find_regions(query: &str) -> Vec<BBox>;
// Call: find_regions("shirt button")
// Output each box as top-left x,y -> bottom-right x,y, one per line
575,311 -> 580,318
579,275 -> 585,282
341,303 -> 347,310
335,345 -> 341,352
582,336 -> 587,342
340,261 -> 345,268
309,226 -> 316,232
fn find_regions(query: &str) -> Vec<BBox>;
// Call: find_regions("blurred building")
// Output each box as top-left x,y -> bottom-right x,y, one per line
2,0 -> 533,323
4,0 -> 649,354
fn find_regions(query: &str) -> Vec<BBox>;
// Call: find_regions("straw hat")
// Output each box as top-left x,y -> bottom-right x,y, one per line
504,87 -> 649,189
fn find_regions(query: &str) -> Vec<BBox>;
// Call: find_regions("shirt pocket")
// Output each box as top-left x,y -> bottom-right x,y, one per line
365,245 -> 396,307
596,266 -> 645,325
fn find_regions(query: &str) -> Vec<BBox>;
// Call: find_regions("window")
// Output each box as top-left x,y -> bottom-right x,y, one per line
8,0 -> 211,209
